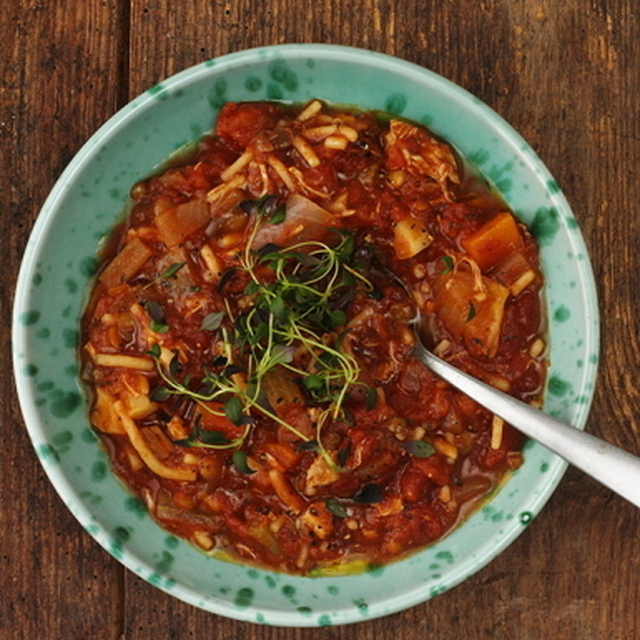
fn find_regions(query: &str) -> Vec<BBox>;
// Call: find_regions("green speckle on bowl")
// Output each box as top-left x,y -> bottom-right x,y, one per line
64,278 -> 78,295
297,606 -> 313,616
546,179 -> 560,194
540,461 -> 549,472
487,160 -> 514,185
91,459 -> 107,482
79,255 -> 99,278
566,216 -> 579,229
327,585 -> 339,595
435,550 -> 454,564
531,206 -> 560,246
23,363 -> 39,377
366,563 -> 385,577
589,353 -> 598,364
266,83 -> 284,100
36,327 -> 50,339
52,430 -> 73,447
32,272 -> 43,286
207,78 -> 228,110
318,614 -> 333,626
519,511 -> 533,525
234,587 -> 255,609
247,569 -> 259,580
429,585 -> 447,598
548,375 -> 571,398
553,305 -> 571,323
114,525 -> 131,542
50,391 -> 81,418
204,59 -> 216,68
81,428 -> 97,443
189,122 -> 203,138
37,443 -> 60,464
156,550 -> 174,573
148,573 -> 165,587
265,575 -> 277,589
20,310 -> 40,326
385,92 -> 407,115
245,76 -> 263,92
281,585 -> 296,599
165,535 -> 179,549
80,489 -> 103,506
148,83 -> 165,96
124,495 -> 147,519
353,598 -> 369,614
467,148 -> 490,166
64,364 -> 77,377
62,327 -> 79,348
419,113 -> 434,127
268,59 -> 298,92
495,178 -> 513,193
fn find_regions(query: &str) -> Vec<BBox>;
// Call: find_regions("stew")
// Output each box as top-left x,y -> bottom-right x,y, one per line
81,99 -> 546,575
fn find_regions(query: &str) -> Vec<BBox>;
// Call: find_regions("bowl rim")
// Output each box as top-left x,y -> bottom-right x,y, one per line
12,43 -> 600,627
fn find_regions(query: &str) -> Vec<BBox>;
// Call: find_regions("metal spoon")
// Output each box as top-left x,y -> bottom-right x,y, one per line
414,339 -> 640,508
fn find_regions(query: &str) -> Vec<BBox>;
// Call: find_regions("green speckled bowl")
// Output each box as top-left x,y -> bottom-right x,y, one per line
12,44 -> 599,626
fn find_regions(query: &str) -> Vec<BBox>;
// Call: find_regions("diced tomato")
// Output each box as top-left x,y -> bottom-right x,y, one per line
214,101 -> 282,149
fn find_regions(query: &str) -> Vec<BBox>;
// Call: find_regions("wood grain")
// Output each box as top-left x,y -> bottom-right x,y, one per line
3,1 -> 640,638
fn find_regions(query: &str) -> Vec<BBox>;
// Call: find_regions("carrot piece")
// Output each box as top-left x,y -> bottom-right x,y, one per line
98,235 -> 153,289
461,212 -> 524,271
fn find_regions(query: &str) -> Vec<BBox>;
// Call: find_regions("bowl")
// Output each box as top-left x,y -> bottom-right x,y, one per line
12,44 -> 599,627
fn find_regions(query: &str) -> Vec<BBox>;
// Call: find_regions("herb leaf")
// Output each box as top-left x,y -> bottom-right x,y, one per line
150,385 -> 173,402
466,302 -> 477,322
160,262 -> 186,279
224,396 -> 244,426
403,440 -> 436,458
146,343 -> 161,359
200,311 -> 225,332
199,429 -> 232,446
441,255 -> 454,274
268,204 -> 286,225
326,497 -> 349,518
352,483 -> 383,504
233,450 -> 256,474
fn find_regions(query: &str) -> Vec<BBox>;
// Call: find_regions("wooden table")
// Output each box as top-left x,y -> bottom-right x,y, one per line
3,1 -> 640,638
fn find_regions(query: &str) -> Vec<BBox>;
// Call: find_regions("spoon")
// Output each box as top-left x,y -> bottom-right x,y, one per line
413,339 -> 640,508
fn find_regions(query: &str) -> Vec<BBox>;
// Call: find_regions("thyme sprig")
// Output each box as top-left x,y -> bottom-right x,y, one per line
148,197 -> 376,471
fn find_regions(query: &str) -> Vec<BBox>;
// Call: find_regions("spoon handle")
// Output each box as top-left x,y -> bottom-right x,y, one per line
418,347 -> 640,508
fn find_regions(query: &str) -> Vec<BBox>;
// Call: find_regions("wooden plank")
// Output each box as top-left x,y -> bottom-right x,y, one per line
0,1 -> 128,638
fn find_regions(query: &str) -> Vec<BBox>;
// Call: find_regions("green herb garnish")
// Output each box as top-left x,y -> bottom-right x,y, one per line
147,199 -> 375,468
403,440 -> 436,458
466,302 -> 477,322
